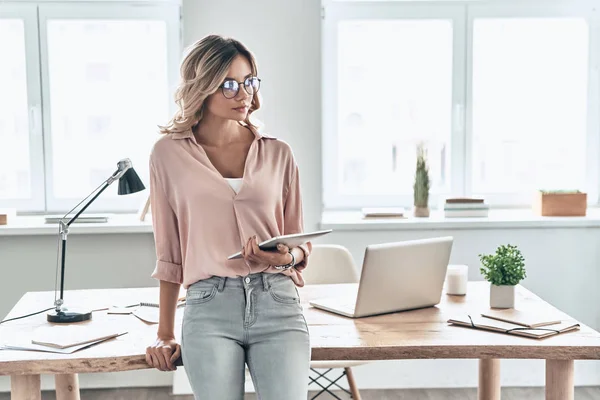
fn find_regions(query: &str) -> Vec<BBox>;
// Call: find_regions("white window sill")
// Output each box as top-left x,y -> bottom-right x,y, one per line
320,208 -> 600,231
5,208 -> 600,236
0,214 -> 153,236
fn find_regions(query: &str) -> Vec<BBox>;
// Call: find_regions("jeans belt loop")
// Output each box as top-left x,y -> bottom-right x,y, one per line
217,277 -> 226,292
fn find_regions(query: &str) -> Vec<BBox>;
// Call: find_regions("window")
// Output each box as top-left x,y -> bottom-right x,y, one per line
0,19 -> 31,199
0,4 -> 44,211
470,15 -> 590,205
337,19 -> 453,197
0,2 -> 180,213
323,1 -> 600,209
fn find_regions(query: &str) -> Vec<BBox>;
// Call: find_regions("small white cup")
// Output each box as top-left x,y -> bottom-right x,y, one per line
446,264 -> 468,296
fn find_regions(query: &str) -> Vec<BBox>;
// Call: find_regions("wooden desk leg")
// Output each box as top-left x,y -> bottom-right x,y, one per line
478,359 -> 501,400
546,359 -> 574,400
344,367 -> 362,400
55,374 -> 81,400
11,374 -> 41,400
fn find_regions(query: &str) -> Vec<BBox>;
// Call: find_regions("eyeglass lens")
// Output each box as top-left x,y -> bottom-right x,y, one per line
222,77 -> 260,99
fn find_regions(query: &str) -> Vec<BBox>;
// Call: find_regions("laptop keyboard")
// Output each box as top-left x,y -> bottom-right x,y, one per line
320,297 -> 357,312
339,301 -> 356,310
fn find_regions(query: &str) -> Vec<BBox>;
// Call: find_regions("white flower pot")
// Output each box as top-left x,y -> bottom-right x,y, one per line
490,284 -> 515,309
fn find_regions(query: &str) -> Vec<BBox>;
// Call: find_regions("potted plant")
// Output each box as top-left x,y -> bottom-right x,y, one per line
413,142 -> 430,217
479,244 -> 526,309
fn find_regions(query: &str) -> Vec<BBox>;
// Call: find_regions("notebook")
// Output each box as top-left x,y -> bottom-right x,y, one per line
44,214 -> 110,224
480,309 -> 563,329
1,334 -> 126,354
111,296 -> 186,310
361,207 -> 406,218
448,315 -> 580,339
136,300 -> 186,308
131,302 -> 186,324
109,297 -> 186,322
30,325 -> 127,349
132,307 -> 161,324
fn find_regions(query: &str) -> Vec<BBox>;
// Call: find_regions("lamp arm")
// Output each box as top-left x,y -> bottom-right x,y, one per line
60,167 -> 123,230
61,180 -> 112,231
54,167 -> 121,310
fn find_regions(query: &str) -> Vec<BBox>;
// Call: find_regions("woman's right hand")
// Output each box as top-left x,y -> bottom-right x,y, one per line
146,336 -> 181,371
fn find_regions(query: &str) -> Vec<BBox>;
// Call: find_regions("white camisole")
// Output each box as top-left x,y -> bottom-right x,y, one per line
225,178 -> 243,194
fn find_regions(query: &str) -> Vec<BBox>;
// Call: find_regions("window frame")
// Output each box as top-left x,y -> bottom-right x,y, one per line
322,0 -> 600,210
0,3 -> 45,212
37,2 -> 181,214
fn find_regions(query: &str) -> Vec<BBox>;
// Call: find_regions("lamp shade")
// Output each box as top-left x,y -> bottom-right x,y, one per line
118,167 -> 145,195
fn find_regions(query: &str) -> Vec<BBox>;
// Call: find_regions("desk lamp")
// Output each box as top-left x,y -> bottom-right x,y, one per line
47,158 -> 145,323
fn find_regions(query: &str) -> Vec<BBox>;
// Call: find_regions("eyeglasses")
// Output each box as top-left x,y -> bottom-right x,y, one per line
220,76 -> 261,99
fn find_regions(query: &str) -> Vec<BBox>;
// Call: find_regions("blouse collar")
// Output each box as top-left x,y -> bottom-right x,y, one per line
169,122 -> 274,142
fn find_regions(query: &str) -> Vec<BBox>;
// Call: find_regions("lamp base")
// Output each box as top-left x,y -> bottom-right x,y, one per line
47,307 -> 92,323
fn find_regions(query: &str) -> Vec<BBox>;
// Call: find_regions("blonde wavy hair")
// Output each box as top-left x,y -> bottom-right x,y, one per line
159,35 -> 261,135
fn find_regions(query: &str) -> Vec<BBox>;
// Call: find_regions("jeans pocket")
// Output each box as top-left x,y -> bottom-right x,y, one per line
268,279 -> 300,304
186,284 -> 218,305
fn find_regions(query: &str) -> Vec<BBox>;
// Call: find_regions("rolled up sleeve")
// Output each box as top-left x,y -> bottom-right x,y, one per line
149,160 -> 183,284
284,164 -> 311,271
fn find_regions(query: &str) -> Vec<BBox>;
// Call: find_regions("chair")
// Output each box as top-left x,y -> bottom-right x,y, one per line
302,244 -> 367,400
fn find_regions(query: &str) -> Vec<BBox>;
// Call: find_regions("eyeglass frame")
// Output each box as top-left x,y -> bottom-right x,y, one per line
219,76 -> 261,99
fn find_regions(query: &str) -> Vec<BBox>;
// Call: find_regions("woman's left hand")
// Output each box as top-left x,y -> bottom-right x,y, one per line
241,235 -> 292,268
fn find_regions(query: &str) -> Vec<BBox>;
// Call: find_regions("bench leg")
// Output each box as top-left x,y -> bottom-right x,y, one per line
55,373 -> 81,400
478,359 -> 501,400
546,359 -> 574,400
11,374 -> 41,400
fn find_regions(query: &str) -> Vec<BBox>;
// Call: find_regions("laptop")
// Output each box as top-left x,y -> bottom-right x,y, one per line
309,236 -> 454,318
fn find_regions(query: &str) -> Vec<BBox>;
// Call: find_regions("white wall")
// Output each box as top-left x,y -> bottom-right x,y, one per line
181,0 -> 323,230
1,0 -> 599,393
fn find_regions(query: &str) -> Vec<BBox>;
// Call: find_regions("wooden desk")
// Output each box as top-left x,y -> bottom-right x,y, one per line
1,282 -> 599,400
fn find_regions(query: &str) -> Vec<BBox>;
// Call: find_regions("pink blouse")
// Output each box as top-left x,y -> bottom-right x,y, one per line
149,124 -> 311,289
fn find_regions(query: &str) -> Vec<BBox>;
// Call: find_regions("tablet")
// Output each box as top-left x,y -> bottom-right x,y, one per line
227,229 -> 333,260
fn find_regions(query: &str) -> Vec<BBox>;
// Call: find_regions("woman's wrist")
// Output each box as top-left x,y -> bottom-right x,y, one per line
273,249 -> 295,270
157,328 -> 175,341
291,247 -> 304,265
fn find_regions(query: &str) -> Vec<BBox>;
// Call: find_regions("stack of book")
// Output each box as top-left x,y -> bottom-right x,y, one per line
444,198 -> 489,218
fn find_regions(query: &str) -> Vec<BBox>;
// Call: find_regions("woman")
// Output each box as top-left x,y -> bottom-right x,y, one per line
144,34 -> 312,400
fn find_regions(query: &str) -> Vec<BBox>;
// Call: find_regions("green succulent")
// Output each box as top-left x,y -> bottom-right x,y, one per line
413,143 -> 430,208
479,244 -> 527,286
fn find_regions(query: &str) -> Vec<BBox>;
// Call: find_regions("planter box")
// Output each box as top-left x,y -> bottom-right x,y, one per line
490,284 -> 515,309
533,191 -> 587,216
0,208 -> 15,225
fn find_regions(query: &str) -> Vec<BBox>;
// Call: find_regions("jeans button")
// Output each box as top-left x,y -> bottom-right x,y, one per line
244,277 -> 250,284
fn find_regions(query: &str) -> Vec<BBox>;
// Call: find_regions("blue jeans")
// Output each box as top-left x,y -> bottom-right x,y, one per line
181,272 -> 311,400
